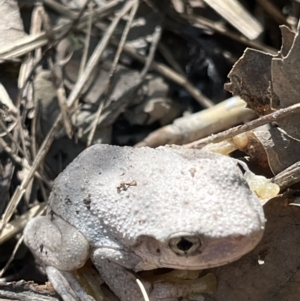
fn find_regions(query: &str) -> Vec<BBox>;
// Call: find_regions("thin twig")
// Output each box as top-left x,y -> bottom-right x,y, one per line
48,58 -> 73,138
185,103 -> 300,149
256,0 -> 288,25
140,25 -> 162,78
0,236 -> 24,277
158,42 -> 185,76
79,2 -> 94,77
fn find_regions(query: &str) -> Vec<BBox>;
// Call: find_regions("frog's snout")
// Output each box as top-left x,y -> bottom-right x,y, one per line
169,235 -> 202,256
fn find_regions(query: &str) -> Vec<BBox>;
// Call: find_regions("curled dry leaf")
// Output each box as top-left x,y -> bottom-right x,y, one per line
271,27 -> 300,141
225,49 -> 274,116
225,22 -> 300,175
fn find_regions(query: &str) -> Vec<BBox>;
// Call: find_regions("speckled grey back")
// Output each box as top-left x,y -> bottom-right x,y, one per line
49,144 -> 264,248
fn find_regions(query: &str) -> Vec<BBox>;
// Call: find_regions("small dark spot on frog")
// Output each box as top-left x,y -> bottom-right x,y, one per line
76,210 -> 80,215
189,168 -> 196,177
183,199 -> 190,206
156,248 -> 161,254
65,197 -> 72,205
50,210 -> 55,221
40,244 -> 43,253
83,194 -> 92,205
117,180 -> 137,193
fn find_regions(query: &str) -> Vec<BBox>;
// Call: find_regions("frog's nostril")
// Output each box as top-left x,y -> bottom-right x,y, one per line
169,236 -> 201,256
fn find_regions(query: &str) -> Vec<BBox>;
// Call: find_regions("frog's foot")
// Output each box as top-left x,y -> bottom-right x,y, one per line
24,215 -> 90,270
46,266 -> 97,301
147,271 -> 217,300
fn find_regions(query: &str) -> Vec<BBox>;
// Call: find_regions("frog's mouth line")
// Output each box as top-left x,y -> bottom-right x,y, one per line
160,253 -> 244,270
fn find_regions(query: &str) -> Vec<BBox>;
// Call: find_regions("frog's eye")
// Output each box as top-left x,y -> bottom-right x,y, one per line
169,236 -> 202,257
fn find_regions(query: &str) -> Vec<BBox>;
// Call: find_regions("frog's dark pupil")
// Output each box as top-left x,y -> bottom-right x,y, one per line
177,238 -> 193,251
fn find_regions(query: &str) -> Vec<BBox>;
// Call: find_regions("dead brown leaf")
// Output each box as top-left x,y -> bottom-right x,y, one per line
225,21 -> 300,175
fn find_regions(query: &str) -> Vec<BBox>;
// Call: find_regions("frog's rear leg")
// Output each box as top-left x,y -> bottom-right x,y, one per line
24,215 -> 93,300
24,215 -> 90,270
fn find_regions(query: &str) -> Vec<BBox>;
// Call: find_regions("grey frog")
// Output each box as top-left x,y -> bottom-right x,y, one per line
24,144 -> 265,301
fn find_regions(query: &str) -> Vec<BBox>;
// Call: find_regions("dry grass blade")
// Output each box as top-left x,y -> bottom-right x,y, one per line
0,120 -> 17,139
158,42 -> 185,76
256,0 -> 288,25
0,187 -> 25,233
140,25 -> 162,78
78,2 -> 94,76
0,138 -> 49,186
185,103 -> 300,149
203,0 -> 263,40
136,96 -> 255,147
136,279 -> 150,301
48,59 -> 73,138
0,235 -> 22,277
0,34 -> 48,61
56,83 -> 73,138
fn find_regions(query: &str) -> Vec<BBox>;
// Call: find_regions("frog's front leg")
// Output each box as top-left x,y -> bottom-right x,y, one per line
24,215 -> 93,301
92,249 -> 210,301
92,248 -> 145,301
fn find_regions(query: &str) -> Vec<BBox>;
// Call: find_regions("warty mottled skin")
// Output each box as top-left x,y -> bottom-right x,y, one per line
24,144 -> 265,301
